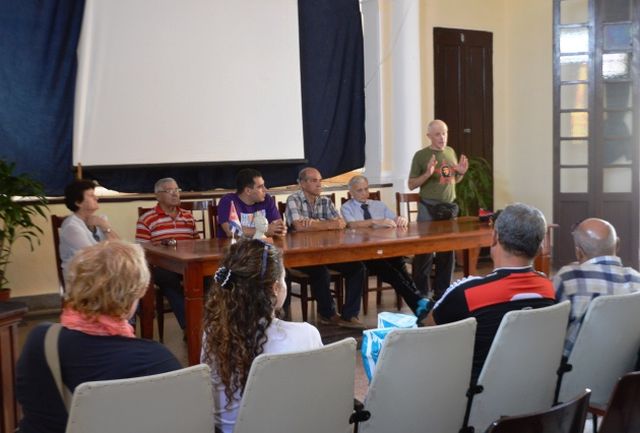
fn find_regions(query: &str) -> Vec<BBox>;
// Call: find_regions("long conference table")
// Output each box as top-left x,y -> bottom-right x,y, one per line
141,218 -> 494,365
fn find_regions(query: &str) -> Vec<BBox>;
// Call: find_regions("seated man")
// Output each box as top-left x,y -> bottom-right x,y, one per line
217,168 -> 286,238
554,218 -> 640,356
423,203 -> 556,383
135,177 -> 200,330
285,167 -> 366,329
341,175 -> 432,322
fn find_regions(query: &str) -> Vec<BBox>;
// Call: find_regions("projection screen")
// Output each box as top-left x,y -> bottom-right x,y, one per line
73,0 -> 305,167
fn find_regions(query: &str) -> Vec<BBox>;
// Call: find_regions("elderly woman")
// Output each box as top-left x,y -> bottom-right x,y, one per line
16,241 -> 181,433
59,179 -> 119,280
201,239 -> 322,433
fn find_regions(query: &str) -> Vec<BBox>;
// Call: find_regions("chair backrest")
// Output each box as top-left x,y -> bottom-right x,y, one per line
206,201 -> 218,238
233,338 -> 357,433
51,214 -> 67,294
598,371 -> 640,433
340,190 -> 381,205
558,290 -> 640,406
360,318 -> 477,433
65,364 -> 214,433
484,389 -> 590,433
137,200 -> 210,238
468,301 -> 571,433
395,192 -> 421,222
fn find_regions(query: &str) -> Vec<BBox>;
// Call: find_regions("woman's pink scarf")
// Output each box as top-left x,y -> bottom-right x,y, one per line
60,307 -> 135,338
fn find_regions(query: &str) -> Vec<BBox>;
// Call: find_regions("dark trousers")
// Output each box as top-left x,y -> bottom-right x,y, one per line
151,267 -> 186,329
411,252 -> 455,300
366,257 -> 423,314
295,261 -> 366,320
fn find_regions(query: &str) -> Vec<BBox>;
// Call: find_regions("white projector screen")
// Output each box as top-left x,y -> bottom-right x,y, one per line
73,0 -> 305,167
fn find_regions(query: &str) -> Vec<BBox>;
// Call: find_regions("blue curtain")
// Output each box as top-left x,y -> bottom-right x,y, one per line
0,0 -> 365,195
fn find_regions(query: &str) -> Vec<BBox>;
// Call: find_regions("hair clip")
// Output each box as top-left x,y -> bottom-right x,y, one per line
214,266 -> 232,288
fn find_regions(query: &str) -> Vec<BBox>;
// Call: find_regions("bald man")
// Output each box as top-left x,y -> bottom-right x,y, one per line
408,119 -> 468,299
554,218 -> 640,356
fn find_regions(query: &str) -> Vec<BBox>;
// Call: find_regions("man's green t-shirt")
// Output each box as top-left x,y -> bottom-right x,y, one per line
409,146 -> 459,203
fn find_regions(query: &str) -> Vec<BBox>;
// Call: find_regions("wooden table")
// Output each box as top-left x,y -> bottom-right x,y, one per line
141,219 -> 494,364
0,301 -> 27,433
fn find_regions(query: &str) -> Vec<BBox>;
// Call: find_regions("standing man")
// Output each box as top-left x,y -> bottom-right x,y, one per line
217,168 -> 287,238
342,175 -> 433,323
554,218 -> 640,356
422,203 -> 556,382
136,177 -> 199,330
285,167 -> 366,329
408,119 -> 469,299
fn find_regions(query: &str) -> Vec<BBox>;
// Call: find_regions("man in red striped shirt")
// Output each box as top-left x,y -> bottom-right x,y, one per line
136,177 -> 199,330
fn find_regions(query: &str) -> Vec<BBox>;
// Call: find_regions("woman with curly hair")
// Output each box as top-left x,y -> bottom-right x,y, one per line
201,239 -> 322,433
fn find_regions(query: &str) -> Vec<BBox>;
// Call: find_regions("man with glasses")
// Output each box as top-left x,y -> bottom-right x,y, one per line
554,218 -> 640,357
284,167 -> 367,329
217,168 -> 286,238
135,177 -> 200,331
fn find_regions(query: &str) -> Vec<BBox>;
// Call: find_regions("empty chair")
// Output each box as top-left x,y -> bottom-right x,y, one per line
596,371 -> 640,433
484,389 -> 590,433
356,318 -> 476,433
233,338 -> 357,433
556,291 -> 640,408
65,364 -> 214,433
395,192 -> 421,222
466,301 -> 571,433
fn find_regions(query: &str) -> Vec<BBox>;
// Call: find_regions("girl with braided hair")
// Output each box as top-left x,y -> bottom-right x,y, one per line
201,239 -> 322,433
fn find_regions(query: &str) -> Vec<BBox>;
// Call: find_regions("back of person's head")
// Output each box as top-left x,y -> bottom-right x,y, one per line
202,239 -> 284,405
572,218 -> 618,259
235,168 -> 262,193
64,179 -> 97,212
494,203 -> 546,259
64,240 -> 150,318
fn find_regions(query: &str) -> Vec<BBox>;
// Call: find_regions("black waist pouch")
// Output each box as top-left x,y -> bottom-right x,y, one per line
422,200 -> 459,221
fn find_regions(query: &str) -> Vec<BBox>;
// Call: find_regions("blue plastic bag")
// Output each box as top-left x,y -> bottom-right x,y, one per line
361,312 -> 418,381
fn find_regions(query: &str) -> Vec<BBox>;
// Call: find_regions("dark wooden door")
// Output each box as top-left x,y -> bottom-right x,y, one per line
434,27 -> 493,167
553,0 -> 639,268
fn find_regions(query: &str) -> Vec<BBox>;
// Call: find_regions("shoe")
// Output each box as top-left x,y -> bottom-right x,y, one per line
318,314 -> 341,326
416,309 -> 429,328
338,316 -> 367,330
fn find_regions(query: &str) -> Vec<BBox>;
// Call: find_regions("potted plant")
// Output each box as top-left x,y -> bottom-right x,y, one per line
455,156 -> 493,271
0,159 -> 48,300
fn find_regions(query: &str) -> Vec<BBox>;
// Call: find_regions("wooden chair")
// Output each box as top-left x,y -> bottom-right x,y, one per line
341,191 -> 402,314
395,192 -> 421,222
595,371 -> 640,433
484,389 -> 590,433
51,214 -> 67,295
206,201 -> 218,238
66,365 -> 214,433
278,195 -> 344,322
533,224 -> 559,276
234,339 -> 356,433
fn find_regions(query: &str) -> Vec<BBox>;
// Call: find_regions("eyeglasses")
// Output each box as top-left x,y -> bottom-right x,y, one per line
158,188 -> 182,194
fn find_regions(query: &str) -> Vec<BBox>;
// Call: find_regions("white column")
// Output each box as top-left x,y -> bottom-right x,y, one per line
361,0 -> 383,182
389,0 -> 422,192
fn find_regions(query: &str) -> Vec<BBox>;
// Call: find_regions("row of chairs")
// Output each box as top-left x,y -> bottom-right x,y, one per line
62,295 -> 640,433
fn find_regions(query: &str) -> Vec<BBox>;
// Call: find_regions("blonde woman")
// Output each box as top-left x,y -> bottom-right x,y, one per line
16,241 -> 181,433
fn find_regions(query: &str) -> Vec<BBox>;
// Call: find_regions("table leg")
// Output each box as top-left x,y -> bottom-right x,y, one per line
184,263 -> 205,365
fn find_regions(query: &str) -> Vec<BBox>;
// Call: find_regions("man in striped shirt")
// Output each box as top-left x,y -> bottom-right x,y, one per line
136,177 -> 199,330
554,218 -> 640,356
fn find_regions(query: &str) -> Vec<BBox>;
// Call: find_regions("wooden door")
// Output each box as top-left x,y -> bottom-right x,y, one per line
434,27 -> 493,167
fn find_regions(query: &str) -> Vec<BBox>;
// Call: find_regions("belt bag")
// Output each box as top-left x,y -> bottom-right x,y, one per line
422,200 -> 459,221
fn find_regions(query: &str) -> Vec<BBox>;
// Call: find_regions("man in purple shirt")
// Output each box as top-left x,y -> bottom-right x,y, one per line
217,168 -> 287,238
